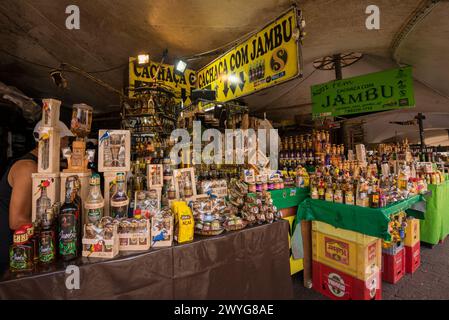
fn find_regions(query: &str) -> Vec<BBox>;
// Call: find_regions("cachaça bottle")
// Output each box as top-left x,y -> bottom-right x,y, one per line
110,172 -> 129,218
36,180 -> 52,227
58,176 -> 80,261
84,173 -> 104,225
39,208 -> 56,264
10,229 -> 33,272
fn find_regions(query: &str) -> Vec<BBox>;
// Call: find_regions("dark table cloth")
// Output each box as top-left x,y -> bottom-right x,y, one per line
0,220 -> 293,299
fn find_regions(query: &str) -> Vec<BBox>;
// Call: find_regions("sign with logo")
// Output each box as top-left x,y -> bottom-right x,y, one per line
325,237 -> 349,265
327,273 -> 346,298
128,58 -> 196,105
197,7 -> 302,102
311,66 -> 415,118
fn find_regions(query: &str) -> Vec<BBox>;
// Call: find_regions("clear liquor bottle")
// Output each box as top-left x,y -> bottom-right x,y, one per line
36,183 -> 51,227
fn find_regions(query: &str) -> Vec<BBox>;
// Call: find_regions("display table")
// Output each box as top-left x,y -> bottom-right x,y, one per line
420,181 -> 449,245
0,221 -> 293,300
297,195 -> 426,241
269,187 -> 309,210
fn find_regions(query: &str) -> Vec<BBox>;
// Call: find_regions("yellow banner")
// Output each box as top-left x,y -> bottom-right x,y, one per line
197,7 -> 301,102
128,57 -> 196,105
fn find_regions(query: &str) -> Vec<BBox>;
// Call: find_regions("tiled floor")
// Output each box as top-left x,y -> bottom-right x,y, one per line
292,239 -> 449,300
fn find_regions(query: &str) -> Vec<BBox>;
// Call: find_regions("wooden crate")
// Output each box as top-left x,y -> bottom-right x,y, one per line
98,130 -> 131,172
147,164 -> 164,188
31,173 -> 60,222
82,224 -> 119,259
103,171 -> 127,217
37,127 -> 60,174
60,172 -> 92,226
41,98 -> 61,127
118,219 -> 151,251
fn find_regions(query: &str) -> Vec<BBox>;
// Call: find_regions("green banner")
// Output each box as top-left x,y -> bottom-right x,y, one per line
311,66 -> 415,118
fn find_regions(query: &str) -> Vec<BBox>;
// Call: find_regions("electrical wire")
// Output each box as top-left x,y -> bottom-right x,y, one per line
0,48 -> 127,73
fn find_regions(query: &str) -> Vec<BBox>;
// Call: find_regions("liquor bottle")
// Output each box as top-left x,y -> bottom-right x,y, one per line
9,229 -> 33,272
39,208 -> 56,264
84,173 -> 104,225
133,161 -> 146,192
59,176 -> 80,261
110,172 -> 129,218
23,223 -> 39,264
36,182 -> 51,227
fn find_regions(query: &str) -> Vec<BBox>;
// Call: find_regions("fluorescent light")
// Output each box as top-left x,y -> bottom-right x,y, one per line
175,60 -> 187,74
137,54 -> 150,65
204,106 -> 215,112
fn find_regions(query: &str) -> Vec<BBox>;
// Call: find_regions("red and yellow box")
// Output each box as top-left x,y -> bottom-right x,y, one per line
312,260 -> 382,300
312,221 -> 381,281
382,249 -> 405,284
404,218 -> 420,247
405,242 -> 420,274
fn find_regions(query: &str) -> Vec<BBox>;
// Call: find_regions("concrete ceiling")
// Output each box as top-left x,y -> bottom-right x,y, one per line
1,0 -> 448,131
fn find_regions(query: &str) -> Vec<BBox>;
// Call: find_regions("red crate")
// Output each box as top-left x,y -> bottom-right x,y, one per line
405,242 -> 420,274
312,260 -> 382,300
382,248 -> 405,284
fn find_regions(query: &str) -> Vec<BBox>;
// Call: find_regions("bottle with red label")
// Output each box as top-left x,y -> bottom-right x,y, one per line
9,229 -> 33,272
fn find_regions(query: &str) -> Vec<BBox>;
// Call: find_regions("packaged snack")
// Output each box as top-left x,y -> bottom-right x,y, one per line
172,201 -> 194,244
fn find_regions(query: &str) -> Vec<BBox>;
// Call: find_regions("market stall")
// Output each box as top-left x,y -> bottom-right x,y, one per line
0,221 -> 293,299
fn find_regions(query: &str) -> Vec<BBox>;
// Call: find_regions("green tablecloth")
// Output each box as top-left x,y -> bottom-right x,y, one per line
297,195 -> 426,241
420,181 -> 449,244
269,187 -> 309,210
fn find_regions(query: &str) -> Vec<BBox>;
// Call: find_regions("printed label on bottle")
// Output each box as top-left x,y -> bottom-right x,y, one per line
85,202 -> 104,210
59,214 -> 77,257
87,209 -> 102,223
111,199 -> 129,207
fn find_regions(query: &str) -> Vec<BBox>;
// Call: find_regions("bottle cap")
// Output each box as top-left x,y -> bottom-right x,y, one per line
90,173 -> 101,185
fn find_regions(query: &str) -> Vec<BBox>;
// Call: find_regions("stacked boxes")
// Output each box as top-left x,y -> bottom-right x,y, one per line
32,99 -> 62,222
311,221 -> 382,300
404,218 -> 421,274
382,249 -> 405,284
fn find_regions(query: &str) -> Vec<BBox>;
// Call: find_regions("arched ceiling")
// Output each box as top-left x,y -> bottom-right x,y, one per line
1,0 -> 448,136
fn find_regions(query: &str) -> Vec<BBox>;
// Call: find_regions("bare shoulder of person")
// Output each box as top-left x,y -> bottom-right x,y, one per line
8,159 -> 37,186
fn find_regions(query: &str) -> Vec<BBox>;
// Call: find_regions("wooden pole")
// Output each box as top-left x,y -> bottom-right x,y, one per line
301,220 -> 313,288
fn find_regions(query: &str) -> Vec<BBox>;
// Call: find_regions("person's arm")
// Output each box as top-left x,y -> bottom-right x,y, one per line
8,160 -> 37,230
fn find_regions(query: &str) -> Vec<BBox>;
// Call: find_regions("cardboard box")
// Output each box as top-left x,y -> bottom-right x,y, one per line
404,218 -> 420,247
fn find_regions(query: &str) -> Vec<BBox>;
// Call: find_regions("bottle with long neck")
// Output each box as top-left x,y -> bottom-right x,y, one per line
36,183 -> 51,227
84,173 -> 104,225
110,172 -> 129,218
59,177 -> 79,261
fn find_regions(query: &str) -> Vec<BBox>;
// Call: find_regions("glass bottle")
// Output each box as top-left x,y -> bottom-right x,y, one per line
84,173 -> 104,225
36,183 -> 51,227
23,223 -> 39,264
9,229 -> 33,272
110,172 -> 129,218
59,177 -> 80,261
